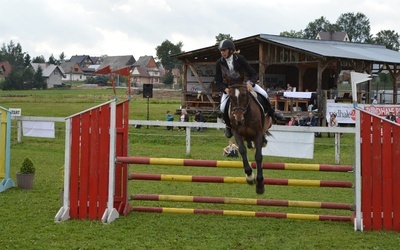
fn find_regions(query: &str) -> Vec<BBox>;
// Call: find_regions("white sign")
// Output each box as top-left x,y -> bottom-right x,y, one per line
263,131 -> 314,159
9,108 -> 21,117
326,102 -> 358,124
23,121 -> 55,138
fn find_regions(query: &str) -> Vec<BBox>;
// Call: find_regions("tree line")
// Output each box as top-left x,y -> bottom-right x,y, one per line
280,12 -> 400,51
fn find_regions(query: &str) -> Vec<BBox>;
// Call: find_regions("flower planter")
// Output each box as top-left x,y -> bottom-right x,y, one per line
16,173 -> 35,189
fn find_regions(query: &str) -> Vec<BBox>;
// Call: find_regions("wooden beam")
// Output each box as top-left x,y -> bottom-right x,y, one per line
185,59 -> 216,108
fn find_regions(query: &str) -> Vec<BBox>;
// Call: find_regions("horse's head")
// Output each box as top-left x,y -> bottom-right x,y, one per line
228,84 -> 249,126
221,67 -> 249,126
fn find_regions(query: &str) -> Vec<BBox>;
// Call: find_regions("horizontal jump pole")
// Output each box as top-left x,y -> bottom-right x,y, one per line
131,194 -> 354,211
117,156 -> 353,172
129,173 -> 353,188
131,206 -> 352,222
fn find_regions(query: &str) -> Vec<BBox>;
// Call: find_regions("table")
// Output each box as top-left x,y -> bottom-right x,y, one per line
270,98 -> 309,112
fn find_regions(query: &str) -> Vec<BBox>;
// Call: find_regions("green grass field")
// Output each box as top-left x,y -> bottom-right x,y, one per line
1,88 -> 400,249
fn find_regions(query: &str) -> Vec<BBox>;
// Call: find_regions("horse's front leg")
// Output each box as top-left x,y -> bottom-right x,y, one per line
236,138 -> 254,185
254,137 -> 265,194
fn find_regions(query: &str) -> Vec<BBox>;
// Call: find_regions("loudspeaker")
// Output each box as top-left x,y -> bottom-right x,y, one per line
143,84 -> 153,98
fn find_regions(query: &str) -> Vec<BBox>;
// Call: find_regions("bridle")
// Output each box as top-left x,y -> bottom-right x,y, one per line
229,83 -> 250,114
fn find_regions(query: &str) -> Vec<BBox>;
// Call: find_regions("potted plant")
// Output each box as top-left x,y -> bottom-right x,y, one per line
16,158 -> 35,189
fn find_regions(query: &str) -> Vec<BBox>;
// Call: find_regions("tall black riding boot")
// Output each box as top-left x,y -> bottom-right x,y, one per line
223,106 -> 233,138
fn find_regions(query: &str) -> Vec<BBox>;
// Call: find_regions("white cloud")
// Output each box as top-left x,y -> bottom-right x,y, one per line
1,0 -> 400,60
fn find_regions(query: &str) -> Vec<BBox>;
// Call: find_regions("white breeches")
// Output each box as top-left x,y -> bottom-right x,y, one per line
220,84 -> 269,112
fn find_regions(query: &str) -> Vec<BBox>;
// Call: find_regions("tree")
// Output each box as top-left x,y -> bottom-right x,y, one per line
32,56 -> 45,63
373,30 -> 400,51
215,33 -> 234,43
24,53 -> 31,67
336,12 -> 372,42
155,40 -> 183,70
0,41 -> 25,68
280,30 -> 304,38
303,16 -> 334,39
59,52 -> 66,64
33,66 -> 46,89
162,71 -> 174,85
48,54 -> 57,65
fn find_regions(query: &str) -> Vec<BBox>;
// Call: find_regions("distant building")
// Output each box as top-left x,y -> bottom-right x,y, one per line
30,63 -> 65,88
60,61 -> 85,82
0,61 -> 12,79
316,32 -> 350,42
131,55 -> 161,86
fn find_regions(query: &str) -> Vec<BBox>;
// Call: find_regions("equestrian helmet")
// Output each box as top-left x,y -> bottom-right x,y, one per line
219,39 -> 235,51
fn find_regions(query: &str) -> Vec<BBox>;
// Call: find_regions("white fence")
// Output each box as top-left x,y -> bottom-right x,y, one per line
13,117 -> 356,164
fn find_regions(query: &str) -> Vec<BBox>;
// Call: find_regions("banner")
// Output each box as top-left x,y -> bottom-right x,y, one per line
326,102 -> 360,124
22,121 -> 55,138
262,131 -> 314,159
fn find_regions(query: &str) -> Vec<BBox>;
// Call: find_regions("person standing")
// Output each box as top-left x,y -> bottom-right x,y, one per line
166,110 -> 174,130
194,110 -> 205,131
178,108 -> 189,131
372,95 -> 378,104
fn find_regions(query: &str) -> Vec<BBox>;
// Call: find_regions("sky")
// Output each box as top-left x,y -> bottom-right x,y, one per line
1,0 -> 399,61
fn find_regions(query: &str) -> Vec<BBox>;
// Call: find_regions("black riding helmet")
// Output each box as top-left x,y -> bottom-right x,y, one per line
218,39 -> 235,51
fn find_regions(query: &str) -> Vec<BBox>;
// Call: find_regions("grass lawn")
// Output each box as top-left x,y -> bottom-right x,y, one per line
1,88 -> 400,249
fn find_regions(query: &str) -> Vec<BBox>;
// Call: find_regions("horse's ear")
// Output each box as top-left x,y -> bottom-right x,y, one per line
221,65 -> 229,76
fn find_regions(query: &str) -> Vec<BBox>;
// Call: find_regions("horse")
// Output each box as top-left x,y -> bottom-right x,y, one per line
223,69 -> 273,194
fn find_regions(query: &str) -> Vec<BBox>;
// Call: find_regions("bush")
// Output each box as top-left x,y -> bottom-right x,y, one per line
20,158 -> 35,174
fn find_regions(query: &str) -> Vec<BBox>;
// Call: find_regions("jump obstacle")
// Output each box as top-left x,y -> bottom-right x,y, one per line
0,106 -> 15,192
55,99 -> 400,232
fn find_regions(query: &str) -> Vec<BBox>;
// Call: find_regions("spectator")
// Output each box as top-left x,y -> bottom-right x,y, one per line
328,113 -> 338,138
304,112 -> 320,137
372,96 -> 378,104
304,112 -> 317,127
294,113 -> 304,126
178,108 -> 189,131
285,83 -> 293,92
288,116 -> 295,126
222,140 -> 239,157
331,86 -> 338,100
194,110 -> 205,131
166,110 -> 174,131
386,112 -> 396,122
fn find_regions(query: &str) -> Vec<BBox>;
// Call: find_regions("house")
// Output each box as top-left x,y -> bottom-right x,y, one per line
171,68 -> 181,85
98,55 -> 136,72
60,61 -> 85,82
30,63 -> 65,88
316,32 -> 350,42
0,61 -> 11,79
69,55 -> 94,69
131,55 -> 161,86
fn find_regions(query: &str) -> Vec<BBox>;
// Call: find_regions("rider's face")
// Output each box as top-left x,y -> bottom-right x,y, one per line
220,48 -> 229,58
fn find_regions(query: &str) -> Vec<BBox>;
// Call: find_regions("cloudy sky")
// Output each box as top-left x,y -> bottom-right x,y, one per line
1,0 -> 399,61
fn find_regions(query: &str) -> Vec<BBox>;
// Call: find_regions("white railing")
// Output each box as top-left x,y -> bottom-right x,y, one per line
13,116 -> 355,163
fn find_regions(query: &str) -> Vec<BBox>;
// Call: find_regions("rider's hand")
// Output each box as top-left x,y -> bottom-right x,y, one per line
246,82 -> 253,91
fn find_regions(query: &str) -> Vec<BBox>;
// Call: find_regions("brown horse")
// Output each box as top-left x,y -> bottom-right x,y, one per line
223,69 -> 273,194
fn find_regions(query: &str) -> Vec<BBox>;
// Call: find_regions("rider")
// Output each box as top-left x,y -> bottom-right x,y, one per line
214,39 -> 274,138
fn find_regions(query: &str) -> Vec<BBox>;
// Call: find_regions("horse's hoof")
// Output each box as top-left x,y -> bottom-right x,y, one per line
256,185 -> 265,194
245,173 -> 255,185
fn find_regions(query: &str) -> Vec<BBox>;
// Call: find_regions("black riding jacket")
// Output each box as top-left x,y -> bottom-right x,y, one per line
214,54 -> 258,93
